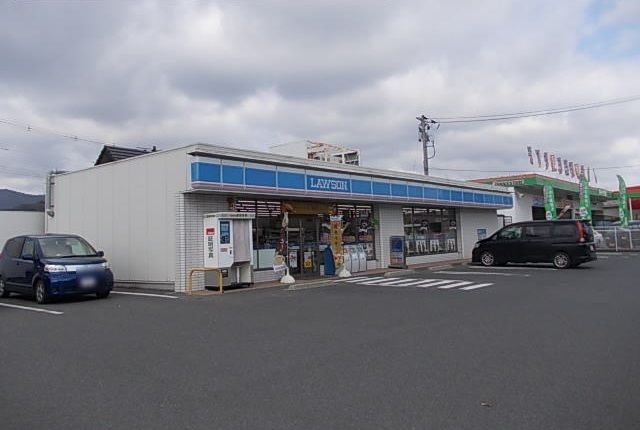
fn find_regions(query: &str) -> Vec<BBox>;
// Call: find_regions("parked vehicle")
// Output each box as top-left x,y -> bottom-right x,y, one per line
593,229 -> 604,248
0,234 -> 113,303
472,220 -> 597,269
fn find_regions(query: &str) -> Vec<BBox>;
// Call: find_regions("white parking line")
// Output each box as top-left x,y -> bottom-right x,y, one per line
111,291 -> 178,299
436,281 -> 473,289
435,271 -> 530,277
0,302 -> 64,315
460,283 -> 494,291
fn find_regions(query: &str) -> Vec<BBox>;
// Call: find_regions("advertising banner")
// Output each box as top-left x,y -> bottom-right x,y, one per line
543,181 -> 556,220
389,236 -> 406,268
527,146 -> 534,165
543,152 -> 549,170
617,175 -> 630,227
563,159 -> 569,176
578,175 -> 592,220
557,157 -> 563,174
535,149 -> 542,168
330,214 -> 344,266
568,162 -> 575,178
550,154 -> 557,172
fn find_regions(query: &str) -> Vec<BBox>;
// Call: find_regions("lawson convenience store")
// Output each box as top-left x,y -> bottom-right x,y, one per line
46,143 -> 512,292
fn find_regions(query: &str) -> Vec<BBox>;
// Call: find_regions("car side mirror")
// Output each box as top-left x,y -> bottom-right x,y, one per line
97,251 -> 104,257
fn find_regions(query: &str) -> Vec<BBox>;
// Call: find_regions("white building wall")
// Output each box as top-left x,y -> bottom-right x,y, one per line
373,204 -> 404,268
0,211 -> 45,247
46,148 -> 190,287
458,207 -> 501,259
498,190 -> 536,223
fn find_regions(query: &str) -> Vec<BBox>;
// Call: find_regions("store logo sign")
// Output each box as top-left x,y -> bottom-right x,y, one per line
307,175 -> 350,192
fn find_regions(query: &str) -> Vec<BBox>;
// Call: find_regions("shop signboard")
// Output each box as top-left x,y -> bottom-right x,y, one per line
389,236 -> 406,269
330,214 -> 344,266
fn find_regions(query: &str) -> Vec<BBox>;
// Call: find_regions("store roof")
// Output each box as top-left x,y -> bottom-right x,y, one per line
94,145 -> 157,166
472,173 -> 613,200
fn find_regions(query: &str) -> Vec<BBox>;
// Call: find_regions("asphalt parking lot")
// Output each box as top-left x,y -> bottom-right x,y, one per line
2,253 -> 640,430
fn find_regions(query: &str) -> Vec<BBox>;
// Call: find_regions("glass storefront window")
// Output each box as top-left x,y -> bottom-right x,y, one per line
403,207 -> 458,256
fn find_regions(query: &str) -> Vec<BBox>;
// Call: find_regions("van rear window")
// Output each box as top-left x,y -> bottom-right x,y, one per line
553,224 -> 576,238
3,238 -> 25,258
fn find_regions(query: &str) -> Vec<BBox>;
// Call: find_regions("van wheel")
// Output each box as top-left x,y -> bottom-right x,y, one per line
35,280 -> 49,304
480,251 -> 496,266
553,252 -> 571,269
0,278 -> 9,298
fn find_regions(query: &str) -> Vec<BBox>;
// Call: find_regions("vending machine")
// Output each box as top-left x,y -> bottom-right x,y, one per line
203,212 -> 255,287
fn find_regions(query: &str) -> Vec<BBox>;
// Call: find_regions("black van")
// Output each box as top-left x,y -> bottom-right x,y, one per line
472,220 -> 597,269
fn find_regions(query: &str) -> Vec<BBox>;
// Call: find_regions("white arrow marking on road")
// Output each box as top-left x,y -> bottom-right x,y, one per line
0,302 -> 63,315
111,291 -> 178,299
436,281 -> 474,289
460,283 -> 494,291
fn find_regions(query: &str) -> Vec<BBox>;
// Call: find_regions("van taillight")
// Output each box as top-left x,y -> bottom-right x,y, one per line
577,222 -> 586,242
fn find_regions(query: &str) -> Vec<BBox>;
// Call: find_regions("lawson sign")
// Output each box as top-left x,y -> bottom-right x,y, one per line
307,175 -> 350,193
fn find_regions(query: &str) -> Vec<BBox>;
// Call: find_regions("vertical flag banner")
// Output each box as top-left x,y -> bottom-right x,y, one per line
617,175 -> 630,227
568,162 -> 575,178
587,167 -> 591,182
535,149 -> 542,168
578,175 -> 592,220
543,152 -> 549,170
563,159 -> 569,176
557,157 -> 563,174
544,181 -> 556,220
550,154 -> 557,172
527,146 -> 534,165
593,169 -> 598,183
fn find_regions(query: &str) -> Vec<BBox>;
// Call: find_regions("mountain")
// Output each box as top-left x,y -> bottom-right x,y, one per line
0,189 -> 45,211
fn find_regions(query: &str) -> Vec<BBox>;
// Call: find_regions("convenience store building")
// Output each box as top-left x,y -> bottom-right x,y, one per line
45,143 -> 512,292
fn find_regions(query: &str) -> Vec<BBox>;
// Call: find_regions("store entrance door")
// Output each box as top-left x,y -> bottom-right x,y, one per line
287,215 -> 321,278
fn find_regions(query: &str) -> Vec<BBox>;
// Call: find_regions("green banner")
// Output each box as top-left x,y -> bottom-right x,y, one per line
617,175 -> 630,227
578,175 -> 592,220
543,181 -> 556,220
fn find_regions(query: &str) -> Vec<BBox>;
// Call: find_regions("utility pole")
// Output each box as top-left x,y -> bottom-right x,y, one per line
416,115 -> 438,176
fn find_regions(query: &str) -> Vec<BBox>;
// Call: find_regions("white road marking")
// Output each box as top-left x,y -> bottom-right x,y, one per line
435,271 -> 529,277
411,280 -> 458,288
342,276 -> 382,283
360,277 -> 401,285
468,265 -> 554,271
389,279 -> 441,287
436,281 -> 474,289
111,291 -> 178,299
378,278 -> 418,286
0,302 -> 64,315
340,276 -> 369,282
460,283 -> 494,291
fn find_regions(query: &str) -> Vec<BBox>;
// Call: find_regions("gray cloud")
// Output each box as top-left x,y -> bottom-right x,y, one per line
1,0 -> 639,195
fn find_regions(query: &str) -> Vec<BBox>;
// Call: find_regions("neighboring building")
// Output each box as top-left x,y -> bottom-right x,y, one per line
46,143 -> 512,292
473,174 -> 614,224
0,211 -> 45,247
270,140 -> 360,165
95,145 -> 157,166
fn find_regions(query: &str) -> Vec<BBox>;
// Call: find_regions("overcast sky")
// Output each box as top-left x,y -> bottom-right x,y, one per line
1,0 -> 639,194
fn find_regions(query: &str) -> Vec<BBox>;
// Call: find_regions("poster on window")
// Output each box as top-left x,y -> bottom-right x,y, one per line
477,228 -> 487,240
288,250 -> 298,269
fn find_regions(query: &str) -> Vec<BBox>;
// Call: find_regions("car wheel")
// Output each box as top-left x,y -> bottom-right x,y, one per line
553,252 -> 571,269
35,280 -> 49,304
480,251 -> 496,266
96,291 -> 110,299
0,278 -> 9,298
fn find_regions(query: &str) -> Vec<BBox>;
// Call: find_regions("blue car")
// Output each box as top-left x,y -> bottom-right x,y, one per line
0,234 -> 114,304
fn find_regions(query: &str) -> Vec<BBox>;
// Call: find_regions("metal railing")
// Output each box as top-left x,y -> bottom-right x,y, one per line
595,228 -> 640,251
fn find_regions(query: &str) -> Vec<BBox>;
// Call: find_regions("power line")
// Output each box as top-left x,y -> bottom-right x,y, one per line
0,118 -> 114,147
430,94 -> 640,124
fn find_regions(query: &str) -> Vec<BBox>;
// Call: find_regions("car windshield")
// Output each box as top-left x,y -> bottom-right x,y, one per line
38,237 -> 97,258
